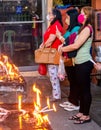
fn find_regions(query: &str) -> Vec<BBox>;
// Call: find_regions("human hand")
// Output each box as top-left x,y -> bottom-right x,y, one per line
94,62 -> 101,71
39,43 -> 44,48
58,44 -> 63,54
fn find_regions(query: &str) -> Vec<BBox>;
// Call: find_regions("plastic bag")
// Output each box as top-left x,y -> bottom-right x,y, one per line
58,56 -> 66,81
38,64 -> 47,75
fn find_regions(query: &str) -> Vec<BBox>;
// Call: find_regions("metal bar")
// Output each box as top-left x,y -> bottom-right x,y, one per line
0,20 -> 45,25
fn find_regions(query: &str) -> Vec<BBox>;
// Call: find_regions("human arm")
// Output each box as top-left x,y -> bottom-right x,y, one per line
59,26 -> 91,53
44,34 -> 56,47
39,34 -> 56,48
56,27 -> 65,43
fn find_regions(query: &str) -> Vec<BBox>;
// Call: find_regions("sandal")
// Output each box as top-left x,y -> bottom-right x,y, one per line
74,118 -> 91,124
68,115 -> 80,120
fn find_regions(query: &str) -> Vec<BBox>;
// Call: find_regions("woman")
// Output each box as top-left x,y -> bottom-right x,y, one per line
40,8 -> 64,101
58,6 -> 95,124
57,9 -> 80,111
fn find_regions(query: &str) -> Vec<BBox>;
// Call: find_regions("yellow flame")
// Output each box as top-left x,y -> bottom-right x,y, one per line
0,54 -> 23,82
35,113 -> 44,126
32,84 -> 50,126
23,113 -> 30,122
43,114 -> 49,123
6,62 -> 16,79
53,103 -> 56,112
33,112 -> 49,127
18,95 -> 22,111
33,84 -> 41,108
47,97 -> 50,109
34,102 -> 40,112
18,115 -> 22,129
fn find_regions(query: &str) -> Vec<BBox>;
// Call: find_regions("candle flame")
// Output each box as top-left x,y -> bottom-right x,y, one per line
19,115 -> 22,129
47,97 -> 50,109
33,84 -> 41,108
32,84 -> 50,126
17,84 -> 56,128
18,95 -> 22,111
53,103 -> 56,112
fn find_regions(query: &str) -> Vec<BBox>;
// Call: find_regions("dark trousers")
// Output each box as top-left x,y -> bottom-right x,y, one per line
65,66 -> 79,106
75,61 -> 93,115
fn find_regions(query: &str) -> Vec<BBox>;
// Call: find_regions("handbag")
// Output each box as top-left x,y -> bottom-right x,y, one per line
35,47 -> 60,64
64,58 -> 73,66
62,52 -> 73,66
38,64 -> 47,75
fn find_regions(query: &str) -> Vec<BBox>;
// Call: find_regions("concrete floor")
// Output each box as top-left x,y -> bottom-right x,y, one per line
0,72 -> 101,130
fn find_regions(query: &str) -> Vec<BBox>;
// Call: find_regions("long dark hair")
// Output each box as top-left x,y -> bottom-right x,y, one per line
78,6 -> 95,34
50,8 -> 63,26
66,9 -> 80,31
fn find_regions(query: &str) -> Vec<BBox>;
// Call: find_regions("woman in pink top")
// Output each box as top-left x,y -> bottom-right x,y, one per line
58,6 -> 95,124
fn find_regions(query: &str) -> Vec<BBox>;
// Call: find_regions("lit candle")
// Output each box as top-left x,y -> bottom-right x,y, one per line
33,84 -> 41,108
47,97 -> 50,109
42,109 -> 54,112
53,103 -> 56,112
18,95 -> 22,111
19,115 -> 22,129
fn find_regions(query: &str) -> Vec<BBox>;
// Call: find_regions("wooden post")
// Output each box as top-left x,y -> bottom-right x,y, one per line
92,0 -> 101,9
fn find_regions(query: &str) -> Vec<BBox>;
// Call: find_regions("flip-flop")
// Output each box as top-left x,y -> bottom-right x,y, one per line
74,118 -> 91,124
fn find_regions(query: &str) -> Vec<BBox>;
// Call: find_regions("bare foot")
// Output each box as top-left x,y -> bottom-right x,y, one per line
79,115 -> 90,120
76,112 -> 83,118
